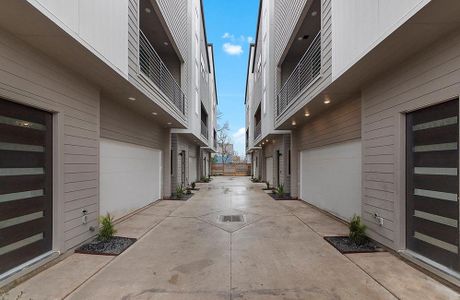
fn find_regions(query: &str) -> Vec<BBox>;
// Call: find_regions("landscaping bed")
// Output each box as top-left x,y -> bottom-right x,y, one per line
163,193 -> 194,201
75,236 -> 136,256
268,193 -> 297,200
324,236 -> 383,254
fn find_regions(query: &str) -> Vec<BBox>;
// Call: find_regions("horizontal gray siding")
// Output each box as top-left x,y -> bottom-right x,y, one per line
100,97 -> 168,149
290,96 -> 361,198
294,96 -> 361,150
0,28 -> 100,251
274,0 -> 333,126
362,28 -> 460,249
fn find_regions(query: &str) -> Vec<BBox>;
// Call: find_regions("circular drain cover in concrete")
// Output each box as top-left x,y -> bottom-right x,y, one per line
218,215 -> 245,223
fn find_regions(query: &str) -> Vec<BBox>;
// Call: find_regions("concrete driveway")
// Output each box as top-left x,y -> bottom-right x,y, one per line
5,177 -> 459,299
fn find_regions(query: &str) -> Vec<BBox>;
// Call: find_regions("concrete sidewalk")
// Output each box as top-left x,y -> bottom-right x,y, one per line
4,177 -> 459,299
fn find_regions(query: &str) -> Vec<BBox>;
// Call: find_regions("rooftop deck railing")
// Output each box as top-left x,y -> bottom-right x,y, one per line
276,32 -> 321,117
139,30 -> 186,115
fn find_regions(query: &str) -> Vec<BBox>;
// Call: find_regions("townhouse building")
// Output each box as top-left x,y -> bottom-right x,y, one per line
0,0 -> 217,284
246,0 -> 460,283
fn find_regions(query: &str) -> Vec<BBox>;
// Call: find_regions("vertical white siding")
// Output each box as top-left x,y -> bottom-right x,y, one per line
274,0 -> 308,64
331,0 -> 430,80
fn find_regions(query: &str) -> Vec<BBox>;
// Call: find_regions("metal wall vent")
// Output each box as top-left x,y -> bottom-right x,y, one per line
218,215 -> 244,223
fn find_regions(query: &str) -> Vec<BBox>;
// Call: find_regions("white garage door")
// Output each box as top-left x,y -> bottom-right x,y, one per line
266,157 -> 273,187
299,140 -> 361,221
100,139 -> 162,219
189,156 -> 197,184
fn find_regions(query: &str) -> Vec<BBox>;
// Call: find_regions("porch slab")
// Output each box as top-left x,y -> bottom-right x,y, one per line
346,252 -> 460,300
116,213 -> 167,239
6,254 -> 112,300
232,215 -> 395,299
282,200 -> 349,236
67,217 -> 231,300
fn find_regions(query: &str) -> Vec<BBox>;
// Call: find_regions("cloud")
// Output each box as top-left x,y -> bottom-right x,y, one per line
223,43 -> 243,56
247,36 -> 254,43
232,127 -> 246,155
222,32 -> 234,39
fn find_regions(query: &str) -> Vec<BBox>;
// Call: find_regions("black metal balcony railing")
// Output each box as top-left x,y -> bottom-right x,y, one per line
276,32 -> 321,117
201,121 -> 208,139
254,122 -> 261,140
139,30 -> 186,115
214,139 -> 217,149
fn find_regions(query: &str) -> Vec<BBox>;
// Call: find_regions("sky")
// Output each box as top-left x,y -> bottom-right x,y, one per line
203,0 -> 260,156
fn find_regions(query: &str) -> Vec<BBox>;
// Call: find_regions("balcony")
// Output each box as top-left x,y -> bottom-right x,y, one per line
139,30 -> 186,115
201,120 -> 208,140
254,122 -> 261,140
276,32 -> 321,117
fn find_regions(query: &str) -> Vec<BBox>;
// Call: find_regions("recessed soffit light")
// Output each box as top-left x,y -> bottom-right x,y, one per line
311,11 -> 318,17
145,8 -> 151,14
128,97 -> 136,101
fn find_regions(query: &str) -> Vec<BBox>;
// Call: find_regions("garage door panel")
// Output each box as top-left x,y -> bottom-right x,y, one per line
100,139 -> 161,220
300,140 -> 361,220
189,156 -> 197,183
266,157 -> 273,186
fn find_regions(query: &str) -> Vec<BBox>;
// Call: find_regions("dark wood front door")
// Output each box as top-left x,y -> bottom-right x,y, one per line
0,98 -> 53,274
406,99 -> 459,271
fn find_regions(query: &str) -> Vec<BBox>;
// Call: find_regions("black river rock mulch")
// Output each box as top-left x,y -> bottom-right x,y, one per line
75,236 -> 136,256
268,193 -> 298,200
163,194 -> 194,201
324,236 -> 384,254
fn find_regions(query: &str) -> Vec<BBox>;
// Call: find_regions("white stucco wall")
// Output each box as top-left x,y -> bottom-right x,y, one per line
331,0 -> 430,80
28,0 -> 129,76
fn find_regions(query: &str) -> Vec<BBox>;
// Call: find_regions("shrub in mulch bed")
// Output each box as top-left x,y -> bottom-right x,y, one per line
325,215 -> 384,254
163,193 -> 194,201
268,193 -> 297,200
324,236 -> 384,254
75,236 -> 136,256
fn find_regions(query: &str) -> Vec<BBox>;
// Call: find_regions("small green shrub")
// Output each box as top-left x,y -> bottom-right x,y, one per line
191,182 -> 196,190
200,176 -> 210,183
176,185 -> 185,198
349,215 -> 367,245
275,184 -> 285,196
98,214 -> 116,242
